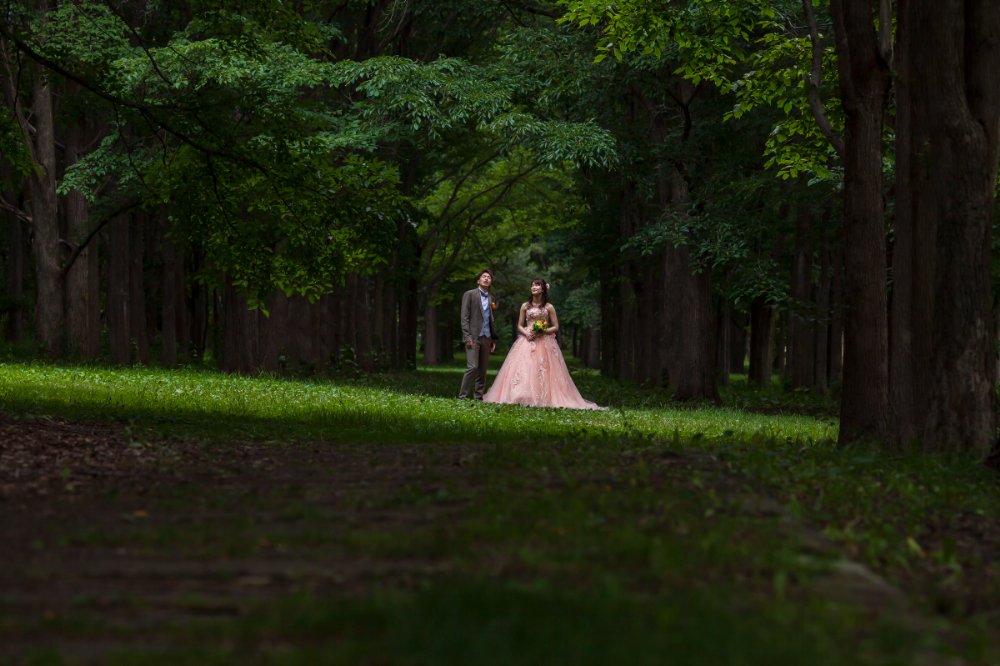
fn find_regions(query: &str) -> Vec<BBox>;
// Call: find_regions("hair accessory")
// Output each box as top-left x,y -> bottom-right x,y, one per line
545,283 -> 551,290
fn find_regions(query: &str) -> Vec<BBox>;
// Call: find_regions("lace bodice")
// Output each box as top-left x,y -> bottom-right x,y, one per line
525,306 -> 550,327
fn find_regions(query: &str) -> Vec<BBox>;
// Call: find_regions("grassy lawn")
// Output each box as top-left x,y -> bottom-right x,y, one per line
0,356 -> 836,444
0,356 -> 998,664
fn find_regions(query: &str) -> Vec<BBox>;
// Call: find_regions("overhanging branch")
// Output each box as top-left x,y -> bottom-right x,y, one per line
802,0 -> 845,158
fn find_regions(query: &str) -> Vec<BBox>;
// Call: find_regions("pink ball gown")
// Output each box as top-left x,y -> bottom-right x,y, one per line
483,305 -> 605,410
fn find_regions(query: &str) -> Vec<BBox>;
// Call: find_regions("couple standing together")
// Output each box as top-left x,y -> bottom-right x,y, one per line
458,270 -> 603,410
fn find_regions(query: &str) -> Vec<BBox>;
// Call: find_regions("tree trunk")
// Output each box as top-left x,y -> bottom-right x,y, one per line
385,278 -> 397,369
600,264 -> 616,378
790,204 -> 814,389
129,214 -> 149,364
829,238 -> 845,384
285,293 -> 302,370
716,299 -> 731,386
344,273 -> 358,356
265,289 -> 289,373
29,61 -> 62,357
830,0 -> 892,442
424,301 -> 438,366
748,297 -> 775,386
160,212 -> 178,367
355,275 -> 373,372
401,277 -> 419,369
320,294 -> 334,371
176,247 -> 189,360
221,274 -> 259,374
295,294 -> 312,370
814,217 -> 831,393
64,108 -> 100,358
441,315 -> 453,362
373,270 -> 385,354
108,212 -> 131,364
588,326 -> 600,369
617,187 -> 638,383
672,247 -> 719,402
910,0 -> 1000,456
730,310 -> 747,375
1,160 -> 23,343
890,0 -> 935,446
780,312 -> 790,379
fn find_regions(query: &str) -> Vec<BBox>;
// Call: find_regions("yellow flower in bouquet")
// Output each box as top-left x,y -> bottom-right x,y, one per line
531,320 -> 548,335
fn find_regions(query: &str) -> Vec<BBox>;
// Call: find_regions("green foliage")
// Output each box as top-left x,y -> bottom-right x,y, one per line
559,0 -> 846,180
9,0 -> 615,302
0,105 -> 34,178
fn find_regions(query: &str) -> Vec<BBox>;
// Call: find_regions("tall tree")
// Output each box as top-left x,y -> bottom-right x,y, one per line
826,0 -> 892,442
901,0 -> 1000,456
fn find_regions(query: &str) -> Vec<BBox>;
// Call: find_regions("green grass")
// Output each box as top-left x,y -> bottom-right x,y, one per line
0,357 -> 835,444
2,356 -> 999,664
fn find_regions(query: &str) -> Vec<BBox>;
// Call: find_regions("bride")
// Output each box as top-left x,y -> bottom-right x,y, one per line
483,279 -> 604,410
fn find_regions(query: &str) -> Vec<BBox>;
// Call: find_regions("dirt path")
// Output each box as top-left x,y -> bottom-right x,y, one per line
0,414 -> 984,665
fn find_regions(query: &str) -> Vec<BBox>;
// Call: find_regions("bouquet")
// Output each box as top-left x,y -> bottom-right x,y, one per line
530,320 -> 549,336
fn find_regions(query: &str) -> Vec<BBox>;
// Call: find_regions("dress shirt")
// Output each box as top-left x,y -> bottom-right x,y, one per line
478,289 -> 492,338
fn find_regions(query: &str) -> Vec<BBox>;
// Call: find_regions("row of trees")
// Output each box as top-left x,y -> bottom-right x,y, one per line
1,0 -> 998,457
0,0 -> 610,375
559,0 -> 1000,457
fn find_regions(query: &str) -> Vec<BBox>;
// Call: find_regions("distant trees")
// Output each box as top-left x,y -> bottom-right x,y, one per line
0,0 -> 609,375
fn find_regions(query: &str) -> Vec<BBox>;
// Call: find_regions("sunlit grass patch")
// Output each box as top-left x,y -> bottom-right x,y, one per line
0,360 -> 836,444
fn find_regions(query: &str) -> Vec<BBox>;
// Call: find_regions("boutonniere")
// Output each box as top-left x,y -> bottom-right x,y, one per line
491,302 -> 497,310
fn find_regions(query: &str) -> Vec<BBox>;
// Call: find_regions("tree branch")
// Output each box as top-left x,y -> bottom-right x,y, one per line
422,164 -> 541,290
0,21 -> 270,173
802,0 -> 845,157
59,199 -> 142,278
0,192 -> 32,223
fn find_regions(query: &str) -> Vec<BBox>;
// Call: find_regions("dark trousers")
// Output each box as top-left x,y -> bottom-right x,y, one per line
459,335 -> 492,400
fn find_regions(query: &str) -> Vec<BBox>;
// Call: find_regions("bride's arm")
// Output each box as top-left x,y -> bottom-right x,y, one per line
517,303 -> 532,338
545,304 -> 559,335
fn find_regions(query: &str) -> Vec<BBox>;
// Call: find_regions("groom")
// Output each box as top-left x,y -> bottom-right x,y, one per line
459,270 -> 498,401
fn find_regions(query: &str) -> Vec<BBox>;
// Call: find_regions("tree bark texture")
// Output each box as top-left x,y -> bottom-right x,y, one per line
587,326 -> 600,369
424,301 -> 438,366
1,160 -> 22,343
830,0 -> 892,442
730,311 -> 747,375
129,215 -> 149,364
790,204 -> 814,389
890,0 -> 936,445
160,213 -> 178,367
221,274 -> 260,375
814,218 -> 831,393
716,300 -> 731,386
748,297 -> 775,386
829,239 -> 845,384
64,111 -> 101,358
354,274 -> 372,372
28,61 -> 63,357
909,0 -> 1000,456
601,263 -> 617,379
671,247 -> 720,403
265,289 -> 289,374
108,213 -> 131,364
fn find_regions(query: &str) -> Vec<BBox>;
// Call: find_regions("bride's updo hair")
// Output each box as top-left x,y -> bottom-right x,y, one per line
527,279 -> 549,307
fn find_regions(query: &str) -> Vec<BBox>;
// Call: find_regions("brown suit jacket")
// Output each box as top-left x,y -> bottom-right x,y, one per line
461,288 -> 498,342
